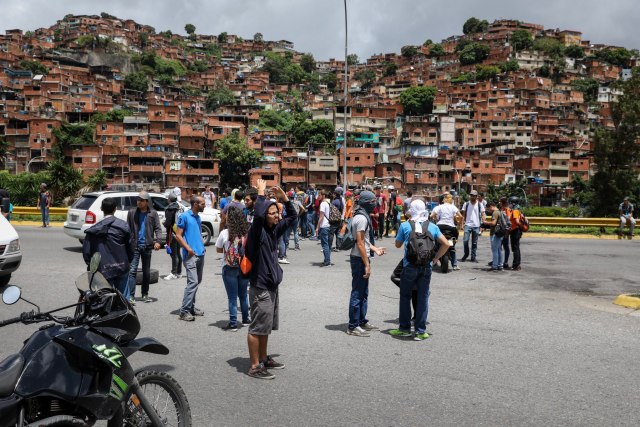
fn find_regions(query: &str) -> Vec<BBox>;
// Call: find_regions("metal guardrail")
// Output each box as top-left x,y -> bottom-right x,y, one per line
528,217 -> 619,227
6,208 -> 622,228
11,207 -> 69,215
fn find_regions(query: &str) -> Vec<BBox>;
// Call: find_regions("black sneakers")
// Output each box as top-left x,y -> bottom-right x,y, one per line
263,355 -> 285,370
248,363 -> 275,379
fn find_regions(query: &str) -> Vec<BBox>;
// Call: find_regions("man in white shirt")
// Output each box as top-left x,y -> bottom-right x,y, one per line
460,190 -> 484,263
315,190 -> 332,267
430,193 -> 462,270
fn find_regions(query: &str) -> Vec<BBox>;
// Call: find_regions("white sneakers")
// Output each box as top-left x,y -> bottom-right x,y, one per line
163,273 -> 181,280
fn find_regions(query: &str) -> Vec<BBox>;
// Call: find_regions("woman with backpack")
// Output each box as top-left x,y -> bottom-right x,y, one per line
215,206 -> 251,331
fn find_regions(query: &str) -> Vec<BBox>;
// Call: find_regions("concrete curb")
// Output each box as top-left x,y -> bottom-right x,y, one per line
613,294 -> 640,309
11,221 -> 64,228
524,233 -> 635,240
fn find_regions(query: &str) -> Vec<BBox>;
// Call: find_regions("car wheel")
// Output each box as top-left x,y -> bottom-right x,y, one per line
201,224 -> 212,246
136,269 -> 159,285
0,275 -> 10,287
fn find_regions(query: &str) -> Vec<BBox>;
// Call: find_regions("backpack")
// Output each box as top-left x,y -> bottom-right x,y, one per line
328,201 -> 342,225
225,236 -> 246,267
406,220 -> 437,266
494,210 -> 513,237
518,211 -> 530,232
337,211 -> 370,251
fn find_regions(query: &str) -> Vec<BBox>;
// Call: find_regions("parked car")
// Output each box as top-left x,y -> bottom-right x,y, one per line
0,214 -> 22,287
63,191 -> 220,245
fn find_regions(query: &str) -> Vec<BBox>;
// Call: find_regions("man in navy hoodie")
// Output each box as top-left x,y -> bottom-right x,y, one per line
245,179 -> 296,379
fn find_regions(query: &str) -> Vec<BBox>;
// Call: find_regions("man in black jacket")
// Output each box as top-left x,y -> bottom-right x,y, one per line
126,191 -> 163,304
245,179 -> 296,379
83,198 -> 133,296
163,193 -> 182,280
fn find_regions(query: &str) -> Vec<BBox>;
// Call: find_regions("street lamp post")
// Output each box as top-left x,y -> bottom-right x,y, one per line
342,0 -> 348,190
518,187 -> 528,207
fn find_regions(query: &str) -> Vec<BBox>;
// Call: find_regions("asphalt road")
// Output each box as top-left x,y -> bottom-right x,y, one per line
1,227 -> 639,426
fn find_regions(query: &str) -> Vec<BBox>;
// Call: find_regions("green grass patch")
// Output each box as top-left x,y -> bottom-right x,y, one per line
527,225 -> 615,236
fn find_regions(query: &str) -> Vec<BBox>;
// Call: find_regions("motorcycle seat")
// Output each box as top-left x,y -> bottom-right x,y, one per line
0,354 -> 24,397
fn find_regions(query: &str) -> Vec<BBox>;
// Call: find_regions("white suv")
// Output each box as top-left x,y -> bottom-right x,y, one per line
63,191 -> 219,245
0,214 -> 21,287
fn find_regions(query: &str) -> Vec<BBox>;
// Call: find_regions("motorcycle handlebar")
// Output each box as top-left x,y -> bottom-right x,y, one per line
0,311 -> 34,327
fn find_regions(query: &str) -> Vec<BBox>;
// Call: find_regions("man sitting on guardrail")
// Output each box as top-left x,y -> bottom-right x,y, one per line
619,197 -> 635,237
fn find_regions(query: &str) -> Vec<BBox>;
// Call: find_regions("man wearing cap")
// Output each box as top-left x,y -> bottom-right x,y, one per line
126,191 -> 163,303
347,190 -> 386,337
619,197 -> 635,237
460,190 -> 485,263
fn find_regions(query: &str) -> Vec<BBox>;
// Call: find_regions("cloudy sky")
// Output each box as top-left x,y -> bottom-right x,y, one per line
1,0 -> 638,61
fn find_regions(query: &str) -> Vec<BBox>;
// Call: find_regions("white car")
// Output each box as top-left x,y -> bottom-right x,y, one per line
64,191 -> 220,245
0,215 -> 22,287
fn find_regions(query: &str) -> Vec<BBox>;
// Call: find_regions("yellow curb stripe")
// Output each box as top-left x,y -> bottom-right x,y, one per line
613,294 -> 640,309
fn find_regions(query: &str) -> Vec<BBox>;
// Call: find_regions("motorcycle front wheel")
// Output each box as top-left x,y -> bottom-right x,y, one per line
440,253 -> 449,273
108,370 -> 192,427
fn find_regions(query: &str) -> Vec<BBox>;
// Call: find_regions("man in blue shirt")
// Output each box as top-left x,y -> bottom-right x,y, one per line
391,199 -> 450,341
174,195 -> 207,321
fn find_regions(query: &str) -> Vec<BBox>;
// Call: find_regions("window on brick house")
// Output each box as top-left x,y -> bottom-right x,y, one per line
539,161 -> 543,166
101,124 -> 107,131
386,167 -> 392,172
325,174 -> 331,180
262,175 -> 274,180
74,157 -> 82,164
573,162 -> 578,167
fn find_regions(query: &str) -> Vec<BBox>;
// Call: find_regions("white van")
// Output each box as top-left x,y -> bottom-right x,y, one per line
0,215 -> 21,286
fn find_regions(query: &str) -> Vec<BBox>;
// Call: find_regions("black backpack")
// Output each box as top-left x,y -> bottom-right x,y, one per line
406,220 -> 436,266
494,210 -> 512,237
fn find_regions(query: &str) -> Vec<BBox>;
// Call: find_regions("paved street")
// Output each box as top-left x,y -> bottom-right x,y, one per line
2,227 -> 639,426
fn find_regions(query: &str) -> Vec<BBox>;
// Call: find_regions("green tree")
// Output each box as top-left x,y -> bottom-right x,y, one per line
261,52 -> 307,85
20,59 -> 48,75
475,65 -> 500,81
205,82 -> 236,111
218,32 -> 228,43
346,54 -> 359,66
589,69 -> 640,216
46,159 -> 84,204
214,132 -> 261,189
571,77 -> 599,103
459,42 -> 490,65
463,17 -> 488,34
538,65 -> 551,78
500,59 -> 520,72
401,45 -> 419,59
383,62 -> 398,77
595,48 -> 632,67
87,170 -> 107,191
354,69 -> 376,91
565,44 -> 585,59
533,37 -> 565,57
300,53 -> 316,73
399,86 -> 437,116
510,29 -> 533,52
428,43 -> 445,58
423,39 -> 433,47
76,35 -> 95,48
185,24 -> 196,35
253,32 -> 263,43
322,72 -> 337,91
124,71 -> 149,93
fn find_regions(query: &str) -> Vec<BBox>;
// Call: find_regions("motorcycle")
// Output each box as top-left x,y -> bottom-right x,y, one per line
436,224 -> 458,274
0,254 -> 192,427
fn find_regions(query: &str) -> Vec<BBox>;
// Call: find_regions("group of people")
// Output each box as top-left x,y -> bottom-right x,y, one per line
78,179 -> 635,382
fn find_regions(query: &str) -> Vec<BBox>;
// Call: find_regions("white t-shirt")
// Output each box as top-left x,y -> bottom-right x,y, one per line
350,213 -> 371,257
432,203 -> 459,227
173,187 -> 182,202
318,200 -> 331,229
463,201 -> 485,228
202,191 -> 214,208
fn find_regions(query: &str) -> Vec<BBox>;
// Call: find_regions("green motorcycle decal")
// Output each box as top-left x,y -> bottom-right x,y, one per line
109,373 -> 128,400
92,344 -> 123,368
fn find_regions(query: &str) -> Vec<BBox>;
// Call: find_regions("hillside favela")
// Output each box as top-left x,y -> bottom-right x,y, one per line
0,13 -> 638,212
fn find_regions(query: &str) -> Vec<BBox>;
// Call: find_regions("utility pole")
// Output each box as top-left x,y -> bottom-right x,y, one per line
342,0 -> 348,190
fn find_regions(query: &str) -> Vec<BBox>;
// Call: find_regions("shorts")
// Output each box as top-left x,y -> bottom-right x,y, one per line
248,286 -> 279,335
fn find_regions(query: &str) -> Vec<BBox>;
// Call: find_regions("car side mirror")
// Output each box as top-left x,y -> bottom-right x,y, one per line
2,285 -> 21,305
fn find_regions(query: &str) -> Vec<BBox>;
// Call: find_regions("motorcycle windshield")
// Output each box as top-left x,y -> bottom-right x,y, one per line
89,291 -> 140,343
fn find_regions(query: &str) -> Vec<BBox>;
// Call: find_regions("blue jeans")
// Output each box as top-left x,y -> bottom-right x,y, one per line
399,264 -> 432,334
180,254 -> 205,315
348,256 -> 369,330
278,235 -> 287,259
40,206 -> 49,226
299,213 -> 309,237
463,225 -> 480,260
502,234 -> 510,267
490,234 -> 504,269
328,222 -> 341,250
318,227 -> 330,264
307,211 -> 317,237
221,265 -> 249,325
284,217 -> 299,249
108,272 -> 129,299
127,246 -> 152,299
